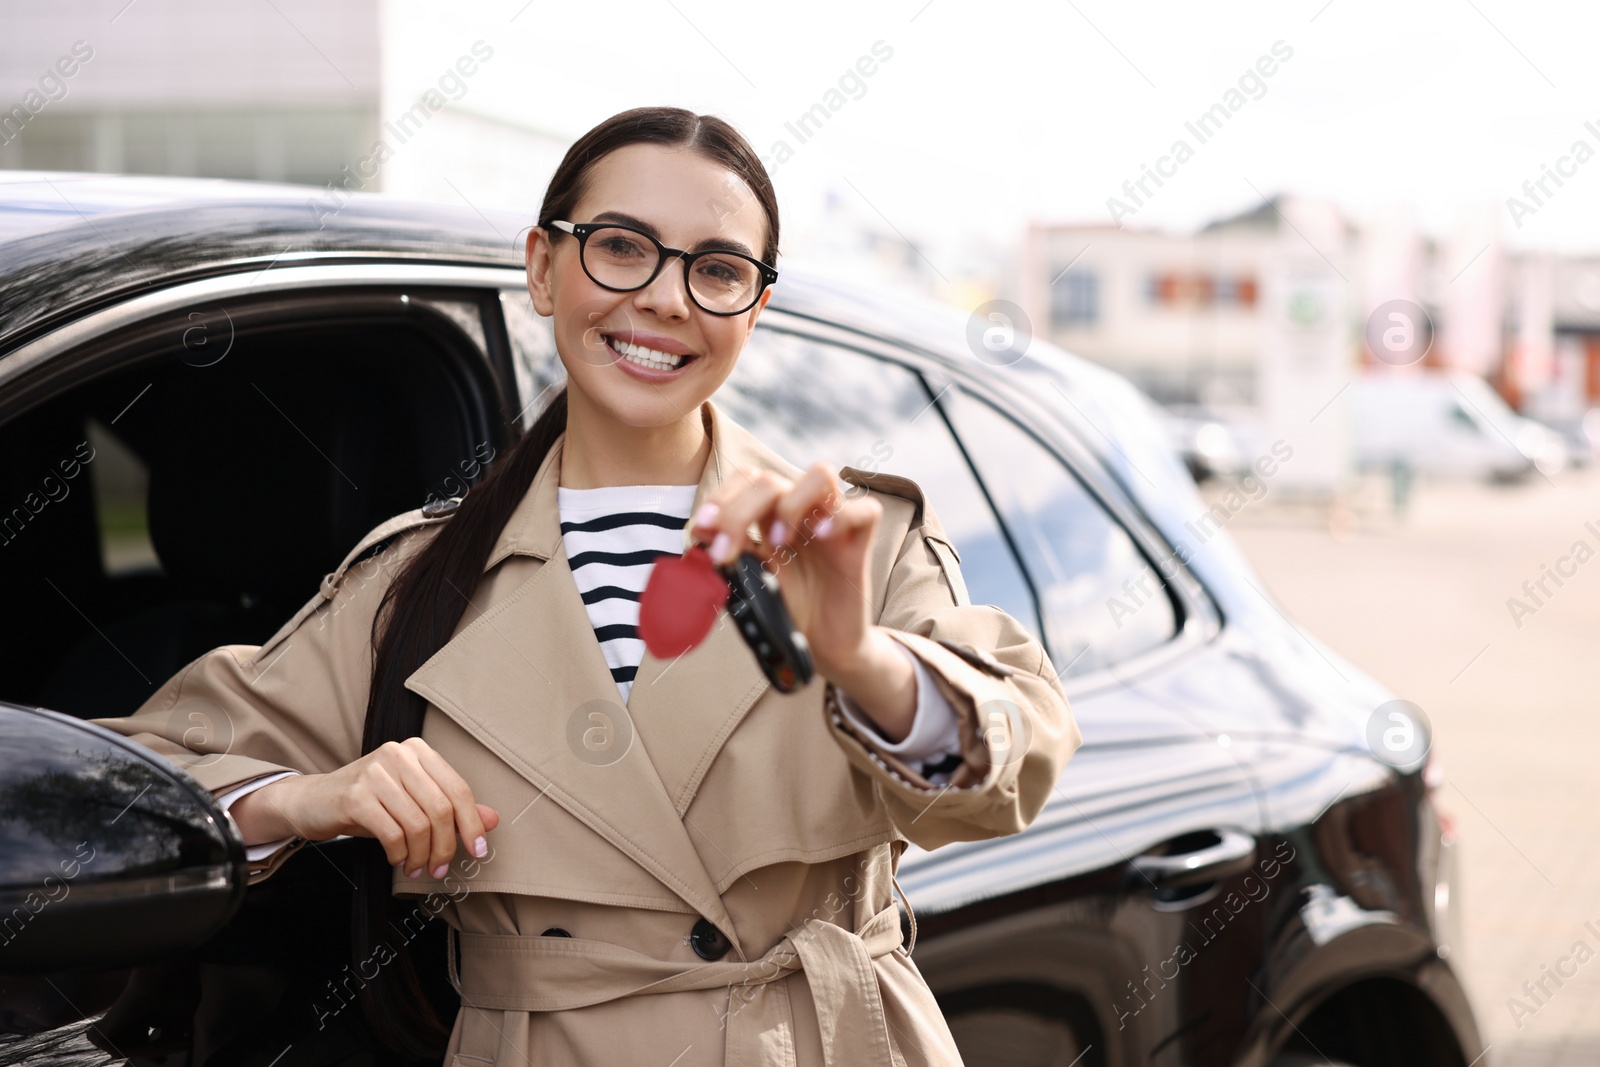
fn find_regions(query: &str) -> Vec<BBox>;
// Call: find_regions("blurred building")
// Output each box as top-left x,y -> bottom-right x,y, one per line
1021,198 -> 1600,421
0,0 -> 566,216
1021,209 -> 1268,407
1,3 -> 381,184
1529,256 -> 1600,421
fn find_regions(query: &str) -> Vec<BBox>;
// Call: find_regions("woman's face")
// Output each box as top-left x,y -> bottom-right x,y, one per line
526,142 -> 773,429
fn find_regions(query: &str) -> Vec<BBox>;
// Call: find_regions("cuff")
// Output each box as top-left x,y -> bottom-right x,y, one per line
834,641 -> 963,765
216,771 -> 301,864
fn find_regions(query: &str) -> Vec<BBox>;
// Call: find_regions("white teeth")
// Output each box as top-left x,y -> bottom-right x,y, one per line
609,337 -> 685,371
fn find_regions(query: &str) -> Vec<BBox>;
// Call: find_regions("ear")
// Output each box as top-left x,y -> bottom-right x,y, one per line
526,227 -> 556,316
739,284 -> 774,341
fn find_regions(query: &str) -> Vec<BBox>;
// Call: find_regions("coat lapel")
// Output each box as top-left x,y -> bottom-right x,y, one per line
626,403 -> 803,816
402,400 -> 800,952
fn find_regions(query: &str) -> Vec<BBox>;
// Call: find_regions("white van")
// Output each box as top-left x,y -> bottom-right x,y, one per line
1350,372 -> 1565,481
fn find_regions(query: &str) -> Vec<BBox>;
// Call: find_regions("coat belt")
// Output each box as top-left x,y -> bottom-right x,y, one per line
449,902 -> 907,1067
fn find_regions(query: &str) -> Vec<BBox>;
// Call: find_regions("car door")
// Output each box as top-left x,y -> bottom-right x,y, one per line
920,377 -> 1283,1066
0,262 -> 526,1065
704,319 -> 1269,1067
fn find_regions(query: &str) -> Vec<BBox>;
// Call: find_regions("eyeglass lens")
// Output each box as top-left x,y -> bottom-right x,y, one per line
582,226 -> 763,313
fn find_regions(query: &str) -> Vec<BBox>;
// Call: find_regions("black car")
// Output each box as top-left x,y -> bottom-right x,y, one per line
0,173 -> 1483,1067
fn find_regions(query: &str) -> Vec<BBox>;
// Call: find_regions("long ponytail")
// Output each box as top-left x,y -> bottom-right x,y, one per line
351,106 -> 780,1061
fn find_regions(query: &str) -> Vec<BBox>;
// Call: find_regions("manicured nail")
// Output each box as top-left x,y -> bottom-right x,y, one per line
472,835 -> 487,858
406,867 -> 423,879
710,531 -> 732,563
693,502 -> 719,527
814,517 -> 834,539
431,864 -> 449,879
770,519 -> 788,546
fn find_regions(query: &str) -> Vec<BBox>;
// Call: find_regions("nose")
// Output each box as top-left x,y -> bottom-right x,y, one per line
631,254 -> 694,321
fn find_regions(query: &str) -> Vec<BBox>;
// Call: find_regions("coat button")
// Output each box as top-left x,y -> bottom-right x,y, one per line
688,917 -> 730,960
421,496 -> 462,518
541,927 -> 572,938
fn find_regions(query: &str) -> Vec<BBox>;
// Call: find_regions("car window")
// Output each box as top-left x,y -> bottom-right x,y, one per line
939,385 -> 1177,675
500,289 -> 566,428
717,330 -> 1041,639
86,417 -> 159,576
0,292 -> 501,719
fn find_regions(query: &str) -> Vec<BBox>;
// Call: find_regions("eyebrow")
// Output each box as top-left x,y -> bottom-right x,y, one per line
591,210 -> 757,258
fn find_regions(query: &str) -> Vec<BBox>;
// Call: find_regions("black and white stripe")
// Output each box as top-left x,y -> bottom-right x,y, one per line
559,483 -> 966,783
558,484 -> 698,704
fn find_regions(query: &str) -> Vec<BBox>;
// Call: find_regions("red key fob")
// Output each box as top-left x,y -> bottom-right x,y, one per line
639,545 -> 729,658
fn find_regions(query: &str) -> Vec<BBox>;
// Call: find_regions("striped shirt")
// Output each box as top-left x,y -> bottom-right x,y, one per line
555,483 -> 965,785
558,484 -> 698,705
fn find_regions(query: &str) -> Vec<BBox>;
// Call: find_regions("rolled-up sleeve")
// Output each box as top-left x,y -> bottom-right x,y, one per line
834,642 -> 964,784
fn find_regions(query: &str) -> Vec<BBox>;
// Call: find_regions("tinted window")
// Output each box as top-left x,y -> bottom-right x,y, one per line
500,289 -> 566,429
940,386 -> 1177,675
719,330 -> 1039,638
86,418 -> 158,576
0,302 -> 493,718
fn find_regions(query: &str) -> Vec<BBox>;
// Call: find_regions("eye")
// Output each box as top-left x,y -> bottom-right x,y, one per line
699,261 -> 739,283
590,228 -> 652,259
694,255 -> 754,288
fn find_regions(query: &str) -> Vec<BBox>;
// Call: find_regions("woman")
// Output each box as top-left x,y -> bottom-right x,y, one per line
97,106 -> 1079,1067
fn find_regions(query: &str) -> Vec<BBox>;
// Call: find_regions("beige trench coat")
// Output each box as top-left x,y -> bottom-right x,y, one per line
93,398 -> 1080,1067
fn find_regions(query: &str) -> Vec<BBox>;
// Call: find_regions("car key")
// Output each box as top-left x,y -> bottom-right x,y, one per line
717,551 -> 814,694
639,547 -> 814,693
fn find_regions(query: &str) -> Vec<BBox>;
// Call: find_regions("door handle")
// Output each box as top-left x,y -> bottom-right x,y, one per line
1127,829 -> 1257,890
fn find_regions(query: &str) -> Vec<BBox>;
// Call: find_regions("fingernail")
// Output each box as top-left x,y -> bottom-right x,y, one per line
472,835 -> 487,858
406,868 -> 423,879
814,517 -> 834,539
710,531 -> 732,563
770,519 -> 788,546
432,864 -> 450,879
693,502 -> 719,527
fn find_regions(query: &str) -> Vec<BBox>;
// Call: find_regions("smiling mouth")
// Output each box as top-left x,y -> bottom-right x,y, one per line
604,334 -> 695,372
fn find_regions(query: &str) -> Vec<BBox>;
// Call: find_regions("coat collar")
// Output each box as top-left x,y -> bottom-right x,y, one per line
404,397 -> 802,953
483,397 -> 781,572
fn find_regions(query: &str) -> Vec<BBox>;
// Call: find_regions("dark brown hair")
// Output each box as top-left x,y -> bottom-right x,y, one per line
353,107 -> 780,1061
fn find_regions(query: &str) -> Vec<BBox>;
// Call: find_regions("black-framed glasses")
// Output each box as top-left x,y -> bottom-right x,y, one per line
549,219 -> 778,316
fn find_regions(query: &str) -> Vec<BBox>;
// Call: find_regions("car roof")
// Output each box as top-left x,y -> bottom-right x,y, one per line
0,171 -> 522,347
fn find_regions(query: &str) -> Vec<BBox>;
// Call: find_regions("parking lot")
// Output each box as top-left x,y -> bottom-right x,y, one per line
1223,467 -> 1600,1066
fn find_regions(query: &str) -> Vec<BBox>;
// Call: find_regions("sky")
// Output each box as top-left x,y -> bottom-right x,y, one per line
380,0 -> 1600,260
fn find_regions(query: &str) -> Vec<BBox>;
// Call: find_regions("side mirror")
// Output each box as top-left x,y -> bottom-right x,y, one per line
0,701 -> 248,977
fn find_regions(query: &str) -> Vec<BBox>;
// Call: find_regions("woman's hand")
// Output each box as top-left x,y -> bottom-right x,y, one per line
229,737 -> 500,879
693,461 -> 878,667
691,462 -> 917,739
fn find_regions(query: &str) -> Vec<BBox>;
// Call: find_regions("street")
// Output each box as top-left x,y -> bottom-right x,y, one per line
1224,467 -> 1600,1066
